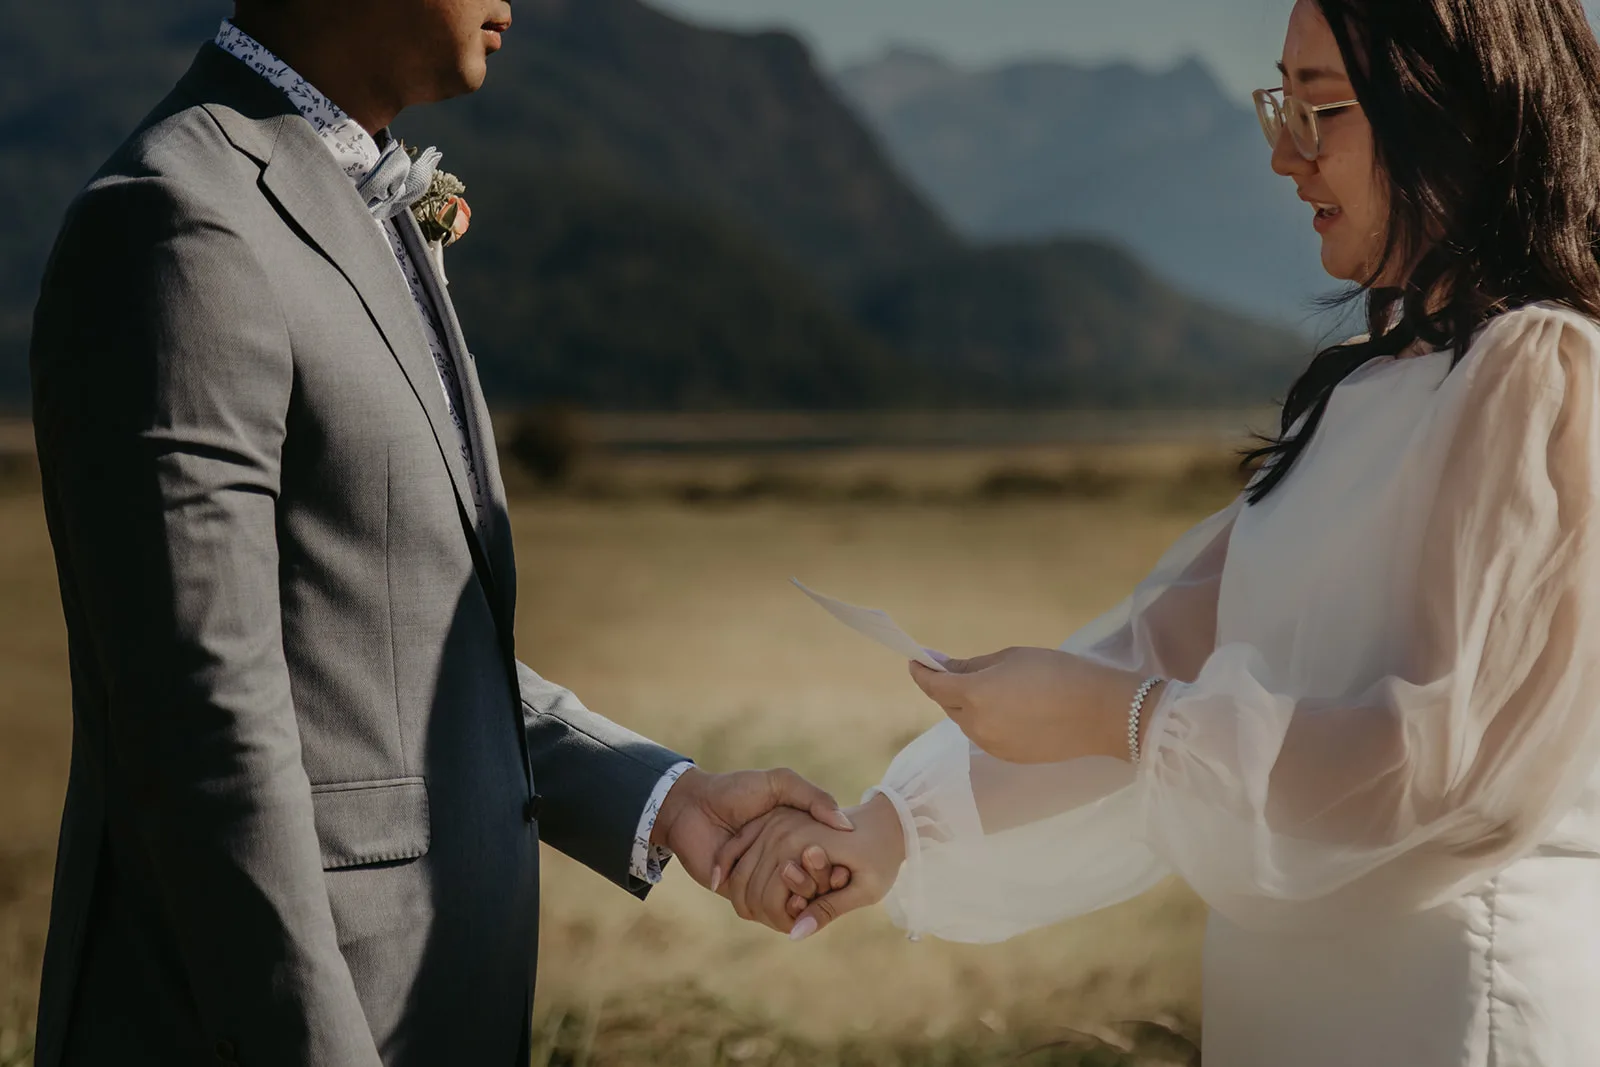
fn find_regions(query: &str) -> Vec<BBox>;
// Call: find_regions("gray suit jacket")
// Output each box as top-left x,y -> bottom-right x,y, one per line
28,44 -> 686,1067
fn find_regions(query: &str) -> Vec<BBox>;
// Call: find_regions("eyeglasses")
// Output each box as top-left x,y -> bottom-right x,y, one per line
1253,87 -> 1360,161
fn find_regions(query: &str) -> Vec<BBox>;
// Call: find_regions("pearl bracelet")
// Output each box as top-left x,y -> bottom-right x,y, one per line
1128,676 -> 1165,765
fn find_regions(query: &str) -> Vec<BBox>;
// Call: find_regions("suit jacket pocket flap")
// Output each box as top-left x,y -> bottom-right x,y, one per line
310,777 -> 430,870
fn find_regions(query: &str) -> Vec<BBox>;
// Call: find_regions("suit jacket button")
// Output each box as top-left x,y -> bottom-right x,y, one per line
214,1040 -> 236,1062
524,795 -> 543,823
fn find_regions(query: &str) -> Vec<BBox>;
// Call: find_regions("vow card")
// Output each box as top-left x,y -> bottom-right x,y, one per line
791,579 -> 948,672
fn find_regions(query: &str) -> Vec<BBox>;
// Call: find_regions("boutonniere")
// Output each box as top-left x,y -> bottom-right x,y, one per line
410,161 -> 471,283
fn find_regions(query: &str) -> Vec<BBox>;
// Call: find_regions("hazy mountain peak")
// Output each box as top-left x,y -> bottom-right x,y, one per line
1167,53 -> 1228,94
878,44 -> 961,72
837,44 -> 966,114
835,45 -> 1328,326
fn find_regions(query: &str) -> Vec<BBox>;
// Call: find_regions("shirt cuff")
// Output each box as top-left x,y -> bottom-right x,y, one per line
631,760 -> 695,885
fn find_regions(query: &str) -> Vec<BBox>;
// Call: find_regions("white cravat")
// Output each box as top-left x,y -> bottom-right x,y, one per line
213,21 -> 691,885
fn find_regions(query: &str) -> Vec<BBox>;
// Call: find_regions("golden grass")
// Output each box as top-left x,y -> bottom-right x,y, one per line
0,444 -> 1240,1065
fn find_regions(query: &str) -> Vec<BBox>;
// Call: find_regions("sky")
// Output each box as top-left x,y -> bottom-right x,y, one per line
654,0 -> 1600,99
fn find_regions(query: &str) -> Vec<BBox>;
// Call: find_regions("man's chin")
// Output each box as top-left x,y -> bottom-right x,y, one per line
460,55 -> 491,94
427,59 -> 490,103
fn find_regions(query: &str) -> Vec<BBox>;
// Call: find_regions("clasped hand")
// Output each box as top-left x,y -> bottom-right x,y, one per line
651,765 -> 902,939
701,647 -> 1152,939
711,792 -> 905,939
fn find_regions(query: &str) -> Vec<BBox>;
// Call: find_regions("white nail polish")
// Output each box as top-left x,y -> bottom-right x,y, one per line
789,916 -> 819,942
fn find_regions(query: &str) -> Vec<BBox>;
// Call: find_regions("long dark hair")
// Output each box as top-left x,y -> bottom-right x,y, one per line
1244,0 -> 1600,503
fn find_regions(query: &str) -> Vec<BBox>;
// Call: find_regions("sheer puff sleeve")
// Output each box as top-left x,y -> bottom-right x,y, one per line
1142,307 -> 1600,931
873,305 -> 1600,942
869,497 -> 1243,942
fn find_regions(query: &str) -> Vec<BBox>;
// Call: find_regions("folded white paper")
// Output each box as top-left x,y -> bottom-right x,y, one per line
791,579 -> 948,672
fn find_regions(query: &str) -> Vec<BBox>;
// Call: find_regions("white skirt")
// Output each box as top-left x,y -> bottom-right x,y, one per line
1201,850 -> 1600,1067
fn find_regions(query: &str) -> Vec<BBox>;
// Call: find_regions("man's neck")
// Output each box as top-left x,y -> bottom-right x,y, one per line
229,12 -> 401,134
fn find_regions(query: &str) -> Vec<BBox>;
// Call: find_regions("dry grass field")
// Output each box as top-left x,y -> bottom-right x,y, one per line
0,439 -> 1247,1066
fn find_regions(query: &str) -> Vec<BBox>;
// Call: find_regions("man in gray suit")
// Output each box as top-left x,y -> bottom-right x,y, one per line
27,0 -> 850,1063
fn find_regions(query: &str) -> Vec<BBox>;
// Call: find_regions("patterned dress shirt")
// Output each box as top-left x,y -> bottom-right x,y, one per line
214,21 -> 691,885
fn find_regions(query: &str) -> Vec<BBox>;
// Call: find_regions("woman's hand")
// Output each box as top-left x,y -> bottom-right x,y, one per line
910,647 -> 1156,765
714,793 -> 906,939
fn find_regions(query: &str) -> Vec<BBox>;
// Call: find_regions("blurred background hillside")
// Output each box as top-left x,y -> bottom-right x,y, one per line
14,1 -> 1584,1065
0,0 -> 1351,414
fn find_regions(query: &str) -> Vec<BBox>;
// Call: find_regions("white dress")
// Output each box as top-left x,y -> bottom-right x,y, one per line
871,303 -> 1600,1067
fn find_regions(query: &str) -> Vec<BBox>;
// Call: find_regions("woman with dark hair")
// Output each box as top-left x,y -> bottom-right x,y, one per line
715,1 -> 1600,1062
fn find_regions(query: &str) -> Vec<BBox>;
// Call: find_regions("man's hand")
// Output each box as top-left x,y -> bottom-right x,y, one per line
651,767 -> 854,893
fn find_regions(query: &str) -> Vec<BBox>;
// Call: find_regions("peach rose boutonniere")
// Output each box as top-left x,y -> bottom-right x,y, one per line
411,167 -> 471,283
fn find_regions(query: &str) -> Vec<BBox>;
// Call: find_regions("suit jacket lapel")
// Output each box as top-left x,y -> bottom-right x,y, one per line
257,143 -> 491,560
393,211 -> 518,633
181,46 -> 494,584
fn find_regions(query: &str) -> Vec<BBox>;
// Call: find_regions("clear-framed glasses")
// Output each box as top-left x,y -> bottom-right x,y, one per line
1253,87 -> 1360,161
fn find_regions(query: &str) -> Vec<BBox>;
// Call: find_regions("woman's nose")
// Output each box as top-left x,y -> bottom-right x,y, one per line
1271,127 -> 1314,178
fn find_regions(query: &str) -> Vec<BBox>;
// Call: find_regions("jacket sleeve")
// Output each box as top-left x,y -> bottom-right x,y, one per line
518,660 -> 688,895
30,177 -> 383,1065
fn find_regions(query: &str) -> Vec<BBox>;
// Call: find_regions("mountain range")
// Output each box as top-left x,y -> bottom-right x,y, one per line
835,46 -> 1335,328
0,0 -> 1311,411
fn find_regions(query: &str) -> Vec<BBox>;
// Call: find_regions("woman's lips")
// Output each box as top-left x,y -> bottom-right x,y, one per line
1311,203 -> 1343,235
